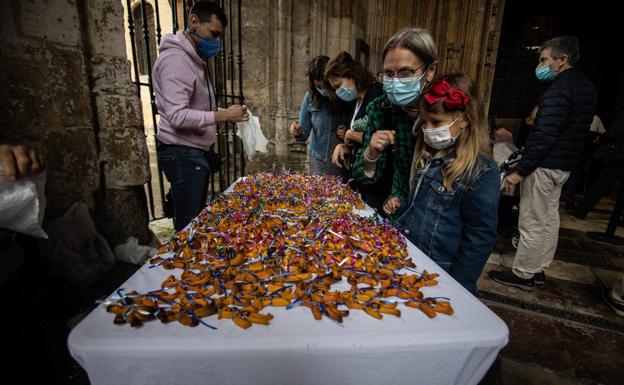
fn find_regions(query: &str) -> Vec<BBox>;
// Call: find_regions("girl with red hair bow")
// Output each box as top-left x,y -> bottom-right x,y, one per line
387,73 -> 501,294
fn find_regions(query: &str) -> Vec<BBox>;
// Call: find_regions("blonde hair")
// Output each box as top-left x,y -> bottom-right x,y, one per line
411,73 -> 492,190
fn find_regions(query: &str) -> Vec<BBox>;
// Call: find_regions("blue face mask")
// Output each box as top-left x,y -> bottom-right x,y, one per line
191,31 -> 221,59
336,83 -> 357,102
316,86 -> 329,97
383,71 -> 427,107
535,63 -> 556,82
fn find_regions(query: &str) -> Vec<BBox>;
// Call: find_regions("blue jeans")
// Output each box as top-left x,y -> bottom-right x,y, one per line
157,142 -> 211,231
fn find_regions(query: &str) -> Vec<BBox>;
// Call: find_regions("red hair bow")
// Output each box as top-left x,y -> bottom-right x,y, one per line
423,79 -> 470,110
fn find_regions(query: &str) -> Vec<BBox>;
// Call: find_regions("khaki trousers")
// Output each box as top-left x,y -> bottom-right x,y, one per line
512,167 -> 570,279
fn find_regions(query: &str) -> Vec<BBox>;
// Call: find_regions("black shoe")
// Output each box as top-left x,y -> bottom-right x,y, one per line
488,270 -> 535,291
602,289 -> 624,316
534,271 -> 545,285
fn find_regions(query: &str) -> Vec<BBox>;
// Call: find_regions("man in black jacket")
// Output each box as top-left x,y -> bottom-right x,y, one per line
490,36 -> 598,290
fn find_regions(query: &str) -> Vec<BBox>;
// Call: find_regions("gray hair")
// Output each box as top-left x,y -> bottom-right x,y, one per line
382,27 -> 438,65
540,36 -> 580,66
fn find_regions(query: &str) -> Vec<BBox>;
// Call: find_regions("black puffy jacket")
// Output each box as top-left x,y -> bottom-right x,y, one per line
515,67 -> 598,176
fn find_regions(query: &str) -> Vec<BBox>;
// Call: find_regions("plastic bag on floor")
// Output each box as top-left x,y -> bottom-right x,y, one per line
113,236 -> 156,265
0,170 -> 48,238
38,202 -> 115,289
236,109 -> 268,160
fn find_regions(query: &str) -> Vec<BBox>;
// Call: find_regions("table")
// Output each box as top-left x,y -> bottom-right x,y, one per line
69,201 -> 508,385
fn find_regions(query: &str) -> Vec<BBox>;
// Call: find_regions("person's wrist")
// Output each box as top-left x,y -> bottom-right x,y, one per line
364,146 -> 380,162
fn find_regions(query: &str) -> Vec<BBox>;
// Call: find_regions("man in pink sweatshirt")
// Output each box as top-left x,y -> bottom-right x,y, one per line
154,0 -> 248,230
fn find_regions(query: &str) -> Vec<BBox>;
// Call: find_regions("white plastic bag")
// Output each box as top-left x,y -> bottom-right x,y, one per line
113,236 -> 156,265
236,109 -> 268,160
0,170 -> 47,238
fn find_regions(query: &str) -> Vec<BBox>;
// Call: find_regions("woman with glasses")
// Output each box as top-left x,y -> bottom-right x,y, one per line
323,51 -> 385,209
351,27 -> 438,216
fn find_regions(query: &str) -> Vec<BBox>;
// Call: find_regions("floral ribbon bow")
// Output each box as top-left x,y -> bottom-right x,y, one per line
423,79 -> 470,110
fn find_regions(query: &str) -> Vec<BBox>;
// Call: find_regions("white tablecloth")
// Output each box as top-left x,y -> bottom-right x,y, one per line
69,206 -> 508,385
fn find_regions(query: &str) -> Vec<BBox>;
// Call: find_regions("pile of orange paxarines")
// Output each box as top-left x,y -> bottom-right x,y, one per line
107,173 -> 454,329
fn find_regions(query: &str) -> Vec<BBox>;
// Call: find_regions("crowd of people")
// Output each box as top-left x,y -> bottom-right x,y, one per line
288,27 -> 500,294
121,0 -> 624,307
5,3 -> 624,384
2,1 -> 624,322
287,25 -> 623,308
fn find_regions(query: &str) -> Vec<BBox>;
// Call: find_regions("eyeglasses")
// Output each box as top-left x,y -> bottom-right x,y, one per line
378,64 -> 427,84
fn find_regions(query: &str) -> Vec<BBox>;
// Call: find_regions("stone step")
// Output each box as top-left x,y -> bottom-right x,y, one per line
479,262 -> 624,330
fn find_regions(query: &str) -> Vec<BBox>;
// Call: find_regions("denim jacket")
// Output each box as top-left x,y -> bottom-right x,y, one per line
394,152 -> 501,294
296,92 -> 344,162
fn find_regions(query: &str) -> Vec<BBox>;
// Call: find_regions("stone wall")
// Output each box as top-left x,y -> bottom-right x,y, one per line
0,0 -> 150,246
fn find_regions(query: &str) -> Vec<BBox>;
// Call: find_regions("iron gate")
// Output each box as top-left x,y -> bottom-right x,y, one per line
125,0 -> 245,220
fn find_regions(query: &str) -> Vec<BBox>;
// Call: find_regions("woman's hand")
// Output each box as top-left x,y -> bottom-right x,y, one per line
344,128 -> 364,145
336,124 -> 347,141
332,143 -> 351,168
289,121 -> 303,136
383,196 -> 401,215
368,130 -> 396,158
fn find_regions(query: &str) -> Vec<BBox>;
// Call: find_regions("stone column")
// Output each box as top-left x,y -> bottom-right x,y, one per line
78,0 -> 151,245
273,0 -> 292,161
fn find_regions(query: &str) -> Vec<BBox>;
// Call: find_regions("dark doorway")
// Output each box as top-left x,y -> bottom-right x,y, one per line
490,1 -> 623,128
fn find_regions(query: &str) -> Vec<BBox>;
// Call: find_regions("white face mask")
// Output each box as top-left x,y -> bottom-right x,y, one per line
422,116 -> 462,150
